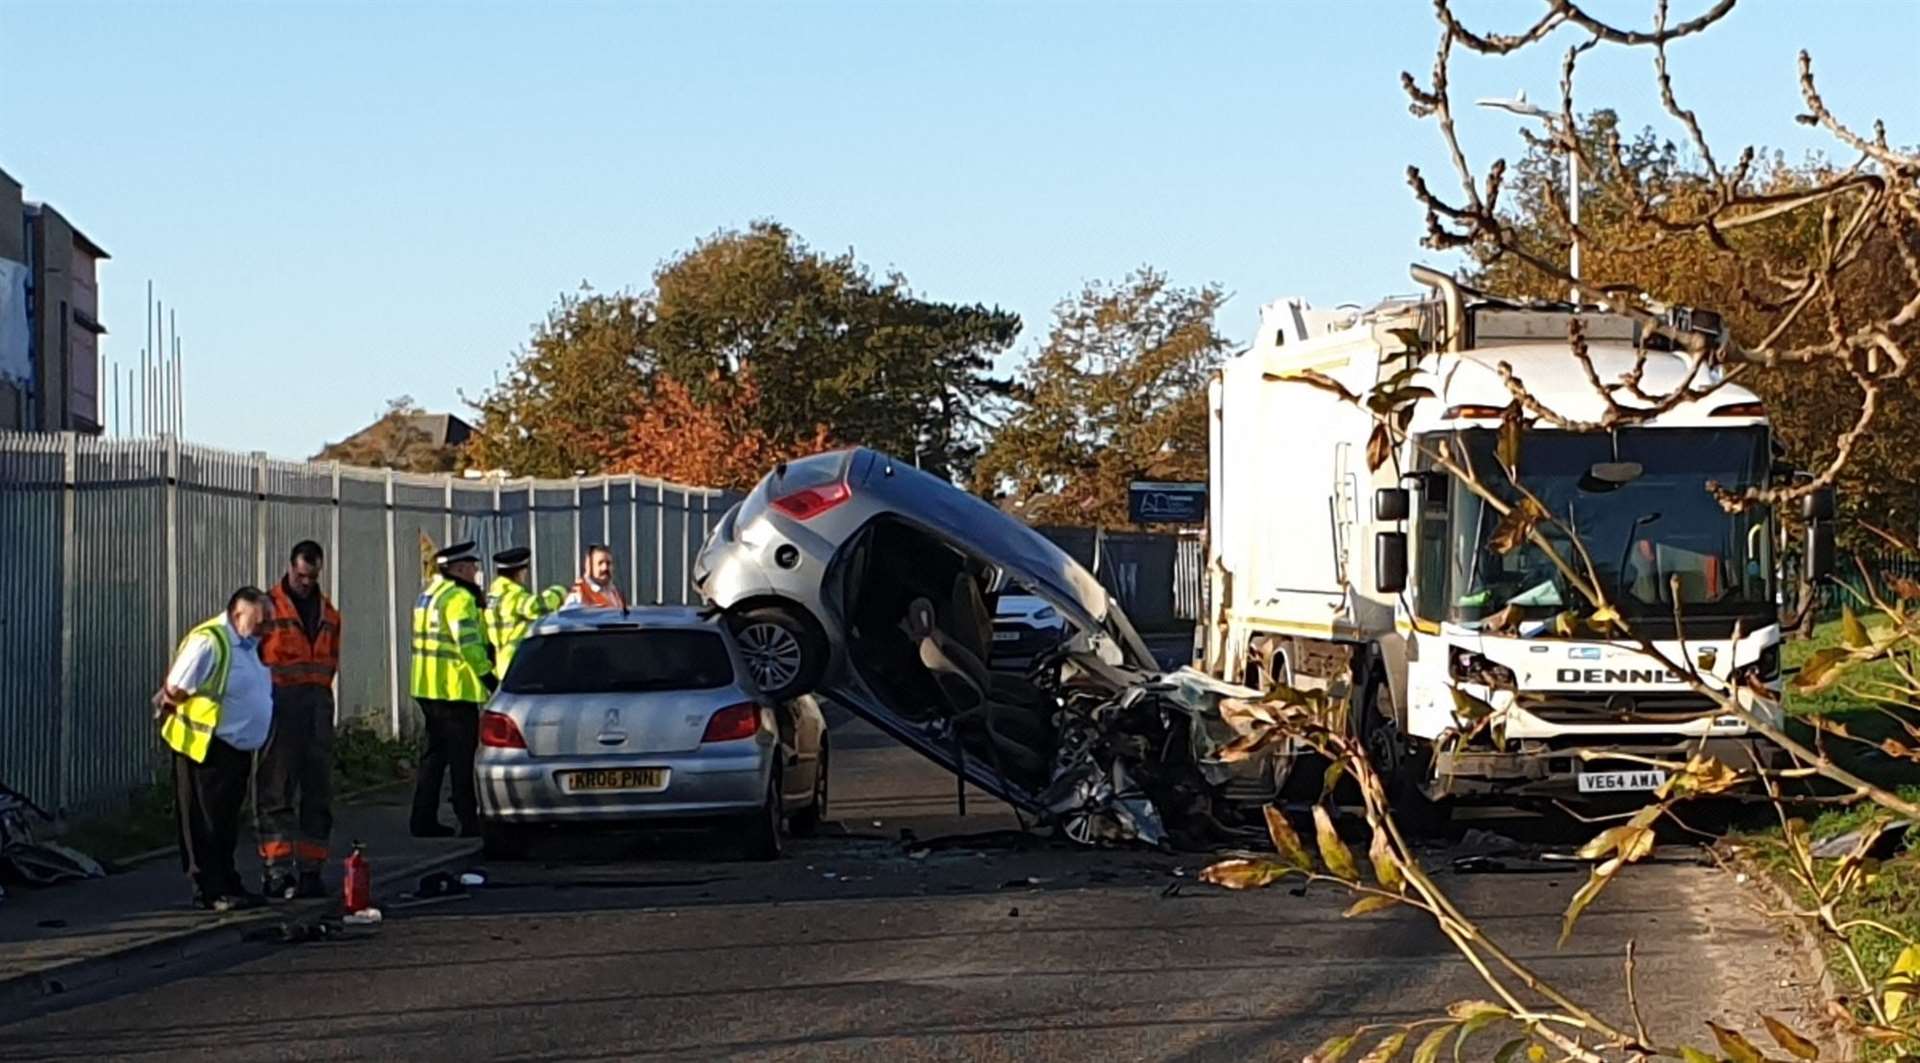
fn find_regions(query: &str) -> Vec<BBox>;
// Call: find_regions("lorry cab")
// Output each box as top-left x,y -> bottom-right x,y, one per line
1205,265 -> 1809,805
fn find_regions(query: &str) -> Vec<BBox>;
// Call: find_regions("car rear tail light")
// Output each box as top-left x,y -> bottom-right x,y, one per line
702,703 -> 763,743
480,711 -> 527,749
771,481 -> 852,520
1712,401 -> 1766,417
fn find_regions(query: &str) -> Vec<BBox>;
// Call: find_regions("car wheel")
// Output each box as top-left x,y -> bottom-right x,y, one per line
480,821 -> 531,861
741,764 -> 784,861
731,605 -> 827,701
789,734 -> 829,838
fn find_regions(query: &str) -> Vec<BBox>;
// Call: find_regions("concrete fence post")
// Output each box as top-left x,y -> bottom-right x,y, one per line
655,482 -> 666,605
384,469 -> 400,739
57,432 -> 77,814
253,452 -> 269,587
165,436 -> 180,652
628,475 -> 639,597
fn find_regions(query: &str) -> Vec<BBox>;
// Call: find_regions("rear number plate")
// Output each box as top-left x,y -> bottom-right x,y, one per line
560,768 -> 669,793
993,631 -> 1020,642
1577,770 -> 1666,794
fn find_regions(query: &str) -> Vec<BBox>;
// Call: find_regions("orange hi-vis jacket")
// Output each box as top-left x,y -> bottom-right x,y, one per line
263,582 -> 342,688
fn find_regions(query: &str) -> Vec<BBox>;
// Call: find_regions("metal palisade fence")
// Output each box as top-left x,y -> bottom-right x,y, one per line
0,431 -> 738,819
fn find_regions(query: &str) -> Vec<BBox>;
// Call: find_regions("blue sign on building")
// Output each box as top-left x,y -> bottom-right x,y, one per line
1128,481 -> 1206,525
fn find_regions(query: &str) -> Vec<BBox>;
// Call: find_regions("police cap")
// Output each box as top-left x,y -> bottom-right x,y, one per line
434,541 -> 479,566
493,546 -> 532,570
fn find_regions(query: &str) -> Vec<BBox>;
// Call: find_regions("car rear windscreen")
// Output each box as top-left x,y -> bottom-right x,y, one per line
503,629 -> 734,694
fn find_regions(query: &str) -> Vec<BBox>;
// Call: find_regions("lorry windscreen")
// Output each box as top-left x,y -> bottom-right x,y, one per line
1417,427 -> 1774,629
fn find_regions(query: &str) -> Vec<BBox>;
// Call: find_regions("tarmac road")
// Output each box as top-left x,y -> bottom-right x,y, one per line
0,718 -> 1830,1062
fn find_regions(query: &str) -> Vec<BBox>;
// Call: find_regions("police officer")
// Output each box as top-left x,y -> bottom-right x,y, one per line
484,547 -> 566,680
409,542 -> 494,838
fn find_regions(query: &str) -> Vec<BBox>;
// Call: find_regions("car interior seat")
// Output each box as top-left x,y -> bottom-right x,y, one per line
904,598 -> 1052,786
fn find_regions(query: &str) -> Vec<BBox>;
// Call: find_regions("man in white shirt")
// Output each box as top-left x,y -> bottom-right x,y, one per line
153,586 -> 275,911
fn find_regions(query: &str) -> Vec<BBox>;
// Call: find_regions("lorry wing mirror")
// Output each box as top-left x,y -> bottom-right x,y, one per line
1803,486 -> 1836,523
1805,523 -> 1836,583
1374,487 -> 1410,522
1375,531 -> 1409,594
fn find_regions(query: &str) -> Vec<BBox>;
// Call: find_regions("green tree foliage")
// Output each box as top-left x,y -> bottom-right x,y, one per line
1477,111 -> 1920,547
465,223 -> 1019,482
464,288 -> 653,477
647,222 -> 1020,480
975,269 -> 1229,528
314,396 -> 462,473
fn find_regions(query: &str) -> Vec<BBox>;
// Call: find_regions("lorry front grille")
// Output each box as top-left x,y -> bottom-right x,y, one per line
1517,692 -> 1723,725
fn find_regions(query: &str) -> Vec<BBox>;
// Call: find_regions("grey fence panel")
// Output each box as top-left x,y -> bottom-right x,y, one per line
635,481 -> 663,604
451,481 -> 508,576
264,458 -> 334,580
65,438 -> 170,815
607,480 -> 635,596
175,447 -> 258,638
390,479 -> 448,737
0,436 -> 70,811
661,487 -> 689,605
0,432 -> 722,817
533,486 -> 574,590
334,471 -> 391,732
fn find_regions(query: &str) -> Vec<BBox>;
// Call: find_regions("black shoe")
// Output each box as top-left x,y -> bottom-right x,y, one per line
262,873 -> 298,902
294,872 -> 327,899
411,823 -> 456,839
459,823 -> 482,839
213,891 -> 267,912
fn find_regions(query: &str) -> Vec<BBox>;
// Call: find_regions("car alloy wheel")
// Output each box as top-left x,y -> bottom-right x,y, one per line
738,621 -> 804,691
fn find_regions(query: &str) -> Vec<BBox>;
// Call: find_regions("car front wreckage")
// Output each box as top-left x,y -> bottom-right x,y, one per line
692,447 -> 1294,849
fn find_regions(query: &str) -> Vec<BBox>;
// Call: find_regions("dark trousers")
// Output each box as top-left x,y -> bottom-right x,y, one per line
174,738 -> 253,901
255,685 -> 336,876
411,698 -> 479,832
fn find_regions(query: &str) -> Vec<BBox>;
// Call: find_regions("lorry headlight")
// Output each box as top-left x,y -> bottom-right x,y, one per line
1734,644 -> 1781,685
1449,648 -> 1516,688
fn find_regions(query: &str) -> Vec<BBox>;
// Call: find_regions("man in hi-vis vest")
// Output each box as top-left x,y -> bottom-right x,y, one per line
153,586 -> 275,911
409,541 -> 495,837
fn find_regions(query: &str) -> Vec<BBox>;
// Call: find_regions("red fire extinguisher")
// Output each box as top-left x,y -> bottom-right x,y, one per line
343,842 -> 371,913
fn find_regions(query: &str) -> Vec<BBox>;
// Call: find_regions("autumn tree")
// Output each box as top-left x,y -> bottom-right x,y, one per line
974,270 -> 1228,527
1476,110 -> 1920,545
645,222 -> 1021,480
599,369 -> 832,491
314,396 -> 462,473
464,288 -> 653,477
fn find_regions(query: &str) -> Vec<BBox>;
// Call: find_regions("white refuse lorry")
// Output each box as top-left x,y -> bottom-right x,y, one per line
1203,264 -> 1824,809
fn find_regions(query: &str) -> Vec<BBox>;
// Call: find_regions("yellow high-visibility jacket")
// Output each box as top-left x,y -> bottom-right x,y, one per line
410,576 -> 493,703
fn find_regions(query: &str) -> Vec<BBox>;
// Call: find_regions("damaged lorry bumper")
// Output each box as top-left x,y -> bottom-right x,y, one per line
1434,735 -> 1791,801
693,447 -> 1294,848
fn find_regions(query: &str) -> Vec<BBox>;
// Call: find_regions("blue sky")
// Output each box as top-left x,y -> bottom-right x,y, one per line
2,0 -> 1914,459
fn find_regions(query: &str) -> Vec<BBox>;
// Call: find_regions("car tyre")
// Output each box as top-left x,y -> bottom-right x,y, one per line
480,821 -> 532,861
741,765 -> 785,861
788,734 -> 829,838
731,604 -> 827,701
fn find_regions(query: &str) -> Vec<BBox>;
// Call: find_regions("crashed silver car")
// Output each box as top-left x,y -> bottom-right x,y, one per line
692,447 -> 1293,847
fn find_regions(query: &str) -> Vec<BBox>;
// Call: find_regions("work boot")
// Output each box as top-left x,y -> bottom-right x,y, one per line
294,871 -> 327,899
214,890 -> 267,912
410,822 -> 456,839
459,822 -> 483,839
262,873 -> 298,902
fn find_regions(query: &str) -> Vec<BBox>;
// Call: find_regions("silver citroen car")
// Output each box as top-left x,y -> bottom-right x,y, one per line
473,607 -> 829,861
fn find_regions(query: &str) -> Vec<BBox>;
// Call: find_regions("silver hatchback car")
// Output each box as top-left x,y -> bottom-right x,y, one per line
474,607 -> 828,860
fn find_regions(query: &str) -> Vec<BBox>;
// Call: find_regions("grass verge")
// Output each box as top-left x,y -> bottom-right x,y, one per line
1738,614 -> 1920,1051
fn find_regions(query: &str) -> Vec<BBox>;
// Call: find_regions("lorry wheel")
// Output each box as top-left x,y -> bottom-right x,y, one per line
1359,675 -> 1454,839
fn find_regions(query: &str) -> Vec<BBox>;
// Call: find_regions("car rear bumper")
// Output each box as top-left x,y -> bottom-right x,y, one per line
1431,735 -> 1789,801
476,744 -> 770,823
